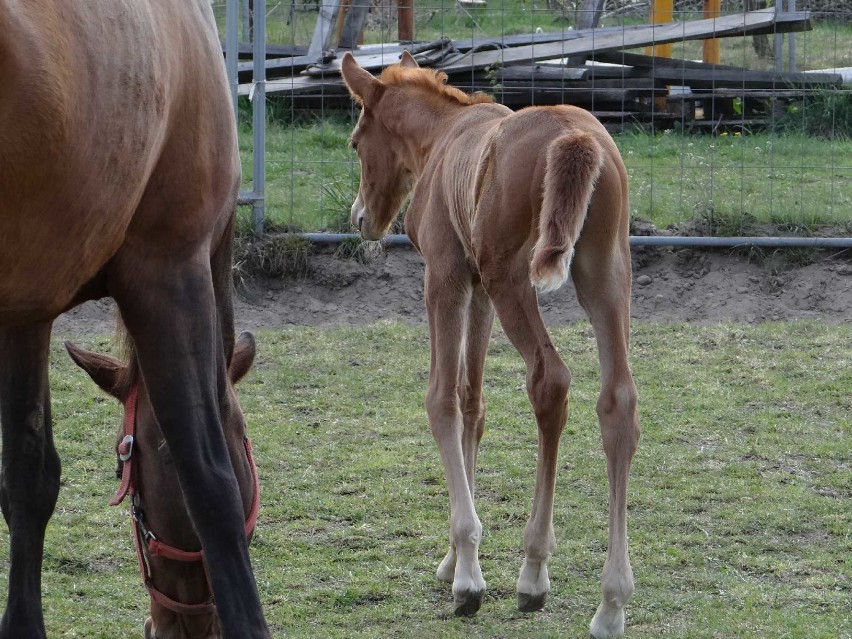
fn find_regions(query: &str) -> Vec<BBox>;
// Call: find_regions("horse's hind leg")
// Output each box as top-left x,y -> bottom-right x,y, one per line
0,321 -> 60,639
483,265 -> 571,613
110,252 -> 268,638
424,262 -> 489,616
571,241 -> 639,639
436,283 -> 494,585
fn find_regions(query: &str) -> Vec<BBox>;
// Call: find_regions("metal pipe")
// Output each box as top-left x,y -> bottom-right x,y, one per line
774,0 -> 784,73
242,0 -> 251,43
295,233 -> 852,248
225,0 -> 239,121
251,0 -> 267,237
787,0 -> 796,73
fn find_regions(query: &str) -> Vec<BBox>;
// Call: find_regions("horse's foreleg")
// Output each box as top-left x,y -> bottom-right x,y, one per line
111,255 -> 269,639
424,266 -> 486,616
436,284 -> 494,585
572,244 -> 639,639
0,321 -> 60,639
485,272 -> 570,613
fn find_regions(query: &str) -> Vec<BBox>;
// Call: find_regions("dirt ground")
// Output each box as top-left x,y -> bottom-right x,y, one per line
53,244 -> 851,341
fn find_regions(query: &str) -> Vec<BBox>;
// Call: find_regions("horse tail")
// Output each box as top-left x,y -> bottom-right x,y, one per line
530,131 -> 604,293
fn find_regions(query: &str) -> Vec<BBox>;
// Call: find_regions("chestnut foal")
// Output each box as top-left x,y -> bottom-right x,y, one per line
342,51 -> 640,638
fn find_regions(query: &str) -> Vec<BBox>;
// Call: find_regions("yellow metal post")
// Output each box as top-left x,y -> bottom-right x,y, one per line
646,0 -> 673,59
703,0 -> 721,64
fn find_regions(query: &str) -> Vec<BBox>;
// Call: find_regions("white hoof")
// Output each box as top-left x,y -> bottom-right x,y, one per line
589,601 -> 625,638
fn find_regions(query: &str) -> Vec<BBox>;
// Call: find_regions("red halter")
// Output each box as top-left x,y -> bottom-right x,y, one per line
111,384 -> 261,616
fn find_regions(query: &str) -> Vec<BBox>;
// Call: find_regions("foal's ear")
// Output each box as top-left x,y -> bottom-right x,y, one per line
65,342 -> 126,400
341,52 -> 382,105
399,49 -> 419,69
229,332 -> 256,385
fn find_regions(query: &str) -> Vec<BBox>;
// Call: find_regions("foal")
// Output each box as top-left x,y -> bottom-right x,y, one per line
66,333 -> 259,639
342,51 -> 639,638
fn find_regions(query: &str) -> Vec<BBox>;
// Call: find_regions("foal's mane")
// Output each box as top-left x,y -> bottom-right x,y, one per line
378,65 -> 493,107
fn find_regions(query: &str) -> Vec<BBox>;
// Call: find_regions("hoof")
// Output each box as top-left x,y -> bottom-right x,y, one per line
453,590 -> 485,617
589,604 -> 625,639
517,590 -> 548,613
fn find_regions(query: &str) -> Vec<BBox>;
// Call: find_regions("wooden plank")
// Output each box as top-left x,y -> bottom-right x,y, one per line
301,21 -> 733,76
337,0 -> 371,49
436,8 -> 812,74
221,42 -> 307,59
637,66 -> 843,88
307,0 -> 343,61
494,66 -> 591,82
592,50 -> 745,70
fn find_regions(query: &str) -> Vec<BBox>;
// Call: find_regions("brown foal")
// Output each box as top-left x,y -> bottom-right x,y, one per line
342,51 -> 640,638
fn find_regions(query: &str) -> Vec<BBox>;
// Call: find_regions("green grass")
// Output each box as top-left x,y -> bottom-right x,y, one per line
1,322 -> 850,637
240,118 -> 852,233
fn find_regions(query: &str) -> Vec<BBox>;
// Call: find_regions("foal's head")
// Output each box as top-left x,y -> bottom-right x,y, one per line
341,50 -> 490,241
66,332 -> 257,639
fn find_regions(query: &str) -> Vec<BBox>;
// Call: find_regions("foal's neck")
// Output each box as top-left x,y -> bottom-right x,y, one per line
396,95 -> 468,174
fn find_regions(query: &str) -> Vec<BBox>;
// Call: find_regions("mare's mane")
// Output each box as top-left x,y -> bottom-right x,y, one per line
378,65 -> 493,107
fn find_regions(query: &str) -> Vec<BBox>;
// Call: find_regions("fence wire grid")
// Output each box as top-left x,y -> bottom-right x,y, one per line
214,0 -> 851,241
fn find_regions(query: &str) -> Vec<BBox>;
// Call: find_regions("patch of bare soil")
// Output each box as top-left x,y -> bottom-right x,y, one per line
53,244 -> 851,342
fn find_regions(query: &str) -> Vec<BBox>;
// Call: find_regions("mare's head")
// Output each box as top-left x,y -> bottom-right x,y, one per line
65,333 -> 257,639
342,50 -> 491,240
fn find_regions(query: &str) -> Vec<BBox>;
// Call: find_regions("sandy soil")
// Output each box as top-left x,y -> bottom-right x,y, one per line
52,244 -> 851,342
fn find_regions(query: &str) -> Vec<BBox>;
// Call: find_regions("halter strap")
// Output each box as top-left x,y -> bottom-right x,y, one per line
111,384 -> 261,617
110,385 -> 138,506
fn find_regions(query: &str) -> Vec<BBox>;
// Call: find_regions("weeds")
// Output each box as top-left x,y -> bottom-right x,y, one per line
778,90 -> 852,140
234,232 -> 312,280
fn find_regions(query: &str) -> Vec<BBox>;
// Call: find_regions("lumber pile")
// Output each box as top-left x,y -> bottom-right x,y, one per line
235,7 -> 844,130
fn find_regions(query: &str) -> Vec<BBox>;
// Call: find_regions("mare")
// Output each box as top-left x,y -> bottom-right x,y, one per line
0,2 -> 269,637
66,332 -> 259,639
341,51 -> 640,638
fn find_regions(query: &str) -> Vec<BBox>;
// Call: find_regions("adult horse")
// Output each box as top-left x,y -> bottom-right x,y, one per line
341,51 -> 640,638
0,2 -> 270,637
66,332 -> 259,638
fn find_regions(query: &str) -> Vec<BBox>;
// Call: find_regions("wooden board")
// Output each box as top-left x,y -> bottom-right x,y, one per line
307,0 -> 343,60
436,9 -> 812,74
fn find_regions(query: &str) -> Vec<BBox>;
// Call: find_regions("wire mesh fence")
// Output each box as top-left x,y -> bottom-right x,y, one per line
213,0 -> 851,239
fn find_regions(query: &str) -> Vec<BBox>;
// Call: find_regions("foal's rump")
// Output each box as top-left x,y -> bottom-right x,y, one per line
469,105 -> 621,294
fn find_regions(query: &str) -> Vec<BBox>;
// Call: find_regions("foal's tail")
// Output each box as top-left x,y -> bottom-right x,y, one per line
529,131 -> 604,294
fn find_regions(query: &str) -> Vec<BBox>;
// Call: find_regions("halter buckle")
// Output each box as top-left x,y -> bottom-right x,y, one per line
118,434 -> 134,462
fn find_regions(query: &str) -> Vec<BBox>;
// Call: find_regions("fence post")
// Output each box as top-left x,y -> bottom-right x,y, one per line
646,0 -> 673,59
703,0 -> 721,64
226,0 -> 239,122
399,0 -> 415,42
252,0 -> 267,237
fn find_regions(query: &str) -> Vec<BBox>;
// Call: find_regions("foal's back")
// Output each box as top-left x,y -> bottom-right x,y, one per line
0,0 -> 237,324
417,103 -> 627,267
